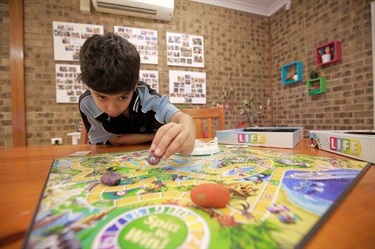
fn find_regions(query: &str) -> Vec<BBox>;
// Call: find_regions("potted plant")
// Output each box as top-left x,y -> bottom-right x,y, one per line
238,97 -> 270,128
212,88 -> 270,128
309,67 -> 319,79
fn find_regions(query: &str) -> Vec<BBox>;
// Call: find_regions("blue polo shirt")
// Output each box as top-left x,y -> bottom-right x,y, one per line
79,82 -> 179,144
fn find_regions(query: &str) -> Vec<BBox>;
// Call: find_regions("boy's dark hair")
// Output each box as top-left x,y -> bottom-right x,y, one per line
78,33 -> 140,94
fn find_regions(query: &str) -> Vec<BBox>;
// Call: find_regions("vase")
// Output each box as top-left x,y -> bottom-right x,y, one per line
321,54 -> 331,63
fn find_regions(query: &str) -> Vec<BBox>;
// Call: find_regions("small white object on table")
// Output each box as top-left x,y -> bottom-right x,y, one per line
190,137 -> 221,156
67,132 -> 81,145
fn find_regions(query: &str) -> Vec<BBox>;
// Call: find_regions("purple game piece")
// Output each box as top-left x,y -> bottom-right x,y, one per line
147,151 -> 161,165
101,170 -> 121,186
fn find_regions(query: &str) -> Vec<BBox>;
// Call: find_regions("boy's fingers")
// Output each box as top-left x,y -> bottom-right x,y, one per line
151,123 -> 176,156
151,125 -> 167,145
156,124 -> 181,155
150,122 -> 194,160
150,123 -> 171,153
153,123 -> 186,158
162,132 -> 187,159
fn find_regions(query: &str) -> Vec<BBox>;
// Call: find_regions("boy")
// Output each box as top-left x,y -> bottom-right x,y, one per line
78,33 -> 196,160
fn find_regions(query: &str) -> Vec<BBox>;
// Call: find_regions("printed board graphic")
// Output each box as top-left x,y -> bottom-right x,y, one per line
24,146 -> 370,249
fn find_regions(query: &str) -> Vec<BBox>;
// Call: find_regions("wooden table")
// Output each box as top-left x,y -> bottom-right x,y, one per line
0,139 -> 374,248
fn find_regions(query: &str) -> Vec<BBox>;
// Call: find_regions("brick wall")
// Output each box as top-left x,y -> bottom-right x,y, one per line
0,0 -> 373,146
270,0 -> 373,136
0,1 -> 12,146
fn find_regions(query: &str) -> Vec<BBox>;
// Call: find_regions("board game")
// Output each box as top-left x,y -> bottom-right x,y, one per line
310,130 -> 375,163
216,127 -> 303,148
24,145 -> 370,249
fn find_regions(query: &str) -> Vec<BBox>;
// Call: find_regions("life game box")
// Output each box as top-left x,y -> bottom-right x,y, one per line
216,127 -> 304,148
309,130 -> 375,163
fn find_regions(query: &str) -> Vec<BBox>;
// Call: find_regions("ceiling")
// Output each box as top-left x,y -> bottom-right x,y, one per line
190,0 -> 291,17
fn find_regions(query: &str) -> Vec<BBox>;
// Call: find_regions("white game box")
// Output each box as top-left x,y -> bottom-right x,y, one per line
216,127 -> 304,149
309,130 -> 375,163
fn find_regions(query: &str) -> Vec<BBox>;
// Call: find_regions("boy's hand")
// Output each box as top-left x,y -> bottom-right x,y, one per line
149,112 -> 196,160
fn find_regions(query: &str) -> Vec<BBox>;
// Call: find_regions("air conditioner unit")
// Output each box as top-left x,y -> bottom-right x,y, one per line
91,0 -> 174,21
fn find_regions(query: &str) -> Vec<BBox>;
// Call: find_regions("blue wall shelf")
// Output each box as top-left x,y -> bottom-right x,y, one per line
281,61 -> 303,84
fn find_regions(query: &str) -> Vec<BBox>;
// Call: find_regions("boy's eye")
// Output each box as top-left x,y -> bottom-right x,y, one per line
119,96 -> 128,100
97,95 -> 107,100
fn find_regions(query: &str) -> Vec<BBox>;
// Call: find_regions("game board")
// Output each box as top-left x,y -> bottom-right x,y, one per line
24,145 -> 370,249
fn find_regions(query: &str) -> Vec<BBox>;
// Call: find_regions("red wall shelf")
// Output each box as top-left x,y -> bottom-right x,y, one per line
315,40 -> 341,66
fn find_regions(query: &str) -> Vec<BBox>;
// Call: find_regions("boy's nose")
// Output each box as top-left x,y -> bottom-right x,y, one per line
107,103 -> 119,116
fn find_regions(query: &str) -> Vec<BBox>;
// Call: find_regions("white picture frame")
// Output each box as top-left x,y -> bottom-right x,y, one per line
52,21 -> 103,61
169,70 -> 206,104
115,26 -> 158,64
55,64 -> 86,103
166,32 -> 204,68
140,70 -> 159,92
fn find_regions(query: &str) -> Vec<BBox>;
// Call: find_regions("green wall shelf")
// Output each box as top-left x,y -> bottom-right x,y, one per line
281,61 -> 303,85
307,77 -> 327,95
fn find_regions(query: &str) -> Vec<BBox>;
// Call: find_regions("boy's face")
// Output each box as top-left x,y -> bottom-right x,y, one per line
90,89 -> 134,117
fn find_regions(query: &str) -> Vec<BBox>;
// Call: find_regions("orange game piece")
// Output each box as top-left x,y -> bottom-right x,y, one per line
190,183 -> 230,208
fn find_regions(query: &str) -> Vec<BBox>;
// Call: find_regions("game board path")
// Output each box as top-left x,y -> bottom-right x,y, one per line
251,167 -> 289,220
70,150 -> 279,224
72,148 -> 342,225
70,159 -> 97,182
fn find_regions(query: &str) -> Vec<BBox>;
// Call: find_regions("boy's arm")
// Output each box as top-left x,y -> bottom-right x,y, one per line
108,133 -> 155,146
150,111 -> 196,160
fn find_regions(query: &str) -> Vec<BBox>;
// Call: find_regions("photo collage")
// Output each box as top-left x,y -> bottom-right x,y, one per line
139,70 -> 159,92
169,70 -> 206,104
55,64 -> 86,103
166,32 -> 204,68
53,21 -> 103,61
53,22 -> 206,104
115,26 -> 158,65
